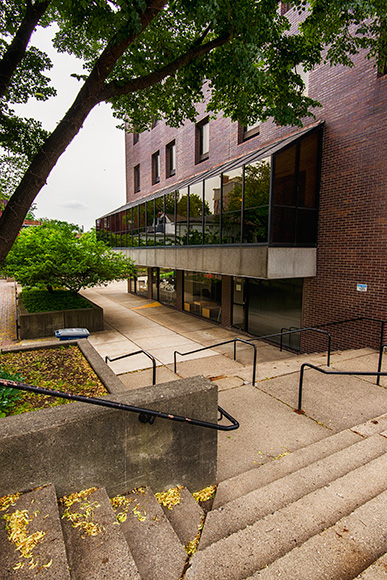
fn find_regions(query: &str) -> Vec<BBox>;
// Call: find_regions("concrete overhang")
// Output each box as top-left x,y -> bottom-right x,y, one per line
114,246 -> 317,279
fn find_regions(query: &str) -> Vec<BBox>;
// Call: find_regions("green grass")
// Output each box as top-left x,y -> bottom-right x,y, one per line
20,288 -> 93,313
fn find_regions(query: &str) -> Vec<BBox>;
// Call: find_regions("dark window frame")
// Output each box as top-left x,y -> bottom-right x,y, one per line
196,117 -> 210,164
152,150 -> 161,184
134,164 -> 140,193
166,140 -> 176,178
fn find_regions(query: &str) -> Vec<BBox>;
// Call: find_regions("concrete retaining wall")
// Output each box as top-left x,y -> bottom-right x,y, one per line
0,376 -> 218,497
18,297 -> 104,339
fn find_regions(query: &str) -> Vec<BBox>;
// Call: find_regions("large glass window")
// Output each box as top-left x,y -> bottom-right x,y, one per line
176,186 -> 188,245
139,203 -> 146,246
135,267 -> 149,298
243,158 -> 270,243
159,268 -> 177,306
184,271 -> 222,322
204,175 -> 221,244
221,167 -> 243,244
164,191 -> 176,245
188,182 -> 204,245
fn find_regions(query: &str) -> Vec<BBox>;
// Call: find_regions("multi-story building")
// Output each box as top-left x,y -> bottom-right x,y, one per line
97,18 -> 387,353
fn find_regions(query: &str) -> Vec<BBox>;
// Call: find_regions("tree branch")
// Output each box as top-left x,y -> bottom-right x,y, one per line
0,0 -> 51,100
99,32 -> 231,102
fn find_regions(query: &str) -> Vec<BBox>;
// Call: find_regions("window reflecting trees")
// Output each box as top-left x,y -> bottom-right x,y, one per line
97,129 -> 321,249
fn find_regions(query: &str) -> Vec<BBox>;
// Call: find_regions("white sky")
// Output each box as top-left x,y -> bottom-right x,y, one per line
17,25 -> 126,231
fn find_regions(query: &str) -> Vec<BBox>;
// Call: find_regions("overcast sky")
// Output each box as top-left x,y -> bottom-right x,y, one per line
18,25 -> 126,231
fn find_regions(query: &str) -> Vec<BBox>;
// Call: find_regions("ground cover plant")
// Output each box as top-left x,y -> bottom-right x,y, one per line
20,288 -> 93,313
0,346 -> 107,417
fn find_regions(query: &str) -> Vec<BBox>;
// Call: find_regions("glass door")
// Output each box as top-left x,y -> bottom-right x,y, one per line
232,277 -> 247,331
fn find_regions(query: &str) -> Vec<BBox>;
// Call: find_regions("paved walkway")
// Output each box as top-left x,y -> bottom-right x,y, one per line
0,279 -> 17,347
11,280 -> 387,482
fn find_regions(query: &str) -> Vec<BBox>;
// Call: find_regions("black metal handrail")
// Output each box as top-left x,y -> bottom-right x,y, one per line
0,378 -> 239,431
315,316 -> 387,385
377,344 -> 387,386
14,283 -> 19,341
174,338 -> 257,385
106,350 -> 157,385
249,328 -> 332,367
297,363 -> 387,413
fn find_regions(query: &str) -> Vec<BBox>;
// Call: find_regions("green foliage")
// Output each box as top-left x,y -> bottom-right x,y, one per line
20,288 -> 93,313
0,369 -> 23,417
3,220 -> 137,294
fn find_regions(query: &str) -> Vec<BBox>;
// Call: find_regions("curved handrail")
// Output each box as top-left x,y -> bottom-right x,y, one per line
297,363 -> 387,413
0,378 -> 239,431
106,350 -> 157,385
174,338 -> 257,385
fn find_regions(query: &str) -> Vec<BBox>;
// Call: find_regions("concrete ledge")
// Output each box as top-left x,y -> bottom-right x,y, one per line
18,296 -> 104,339
115,246 -> 317,279
0,376 -> 218,497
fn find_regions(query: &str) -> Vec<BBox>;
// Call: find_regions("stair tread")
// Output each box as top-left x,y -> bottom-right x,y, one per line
200,433 -> 387,549
213,429 -> 361,508
354,553 -> 387,579
59,487 -> 140,580
112,486 -> 187,580
156,486 -> 204,547
246,489 -> 387,579
0,484 -> 70,579
185,452 -> 387,580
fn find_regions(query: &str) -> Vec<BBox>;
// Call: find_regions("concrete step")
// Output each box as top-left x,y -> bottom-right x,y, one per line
111,486 -> 187,580
185,451 -> 387,580
354,553 -> 387,579
245,488 -> 387,580
59,487 -> 140,580
155,486 -> 204,547
199,433 -> 387,549
213,428 -> 361,508
0,483 -> 70,579
351,412 -> 387,437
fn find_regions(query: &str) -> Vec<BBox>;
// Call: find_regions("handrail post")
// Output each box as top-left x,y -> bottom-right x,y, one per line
377,322 -> 385,386
233,340 -> 237,361
298,363 -> 307,412
280,329 -> 284,352
252,343 -> 257,385
327,333 -> 332,367
174,351 -> 177,374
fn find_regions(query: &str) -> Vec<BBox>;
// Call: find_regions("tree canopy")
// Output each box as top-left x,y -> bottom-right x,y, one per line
0,0 -> 385,262
2,220 -> 136,294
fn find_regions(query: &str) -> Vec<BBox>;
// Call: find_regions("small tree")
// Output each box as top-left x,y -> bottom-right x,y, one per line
3,221 -> 136,294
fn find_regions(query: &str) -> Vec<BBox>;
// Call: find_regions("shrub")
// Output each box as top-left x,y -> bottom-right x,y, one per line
0,369 -> 23,417
20,288 -> 93,313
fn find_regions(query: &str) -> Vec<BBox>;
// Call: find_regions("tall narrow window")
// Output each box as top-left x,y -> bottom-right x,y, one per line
280,2 -> 291,15
152,151 -> 160,184
134,164 -> 140,193
196,118 -> 209,163
166,140 -> 176,177
133,131 -> 139,145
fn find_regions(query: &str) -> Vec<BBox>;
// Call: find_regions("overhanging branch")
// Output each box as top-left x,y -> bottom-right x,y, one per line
99,32 -> 231,101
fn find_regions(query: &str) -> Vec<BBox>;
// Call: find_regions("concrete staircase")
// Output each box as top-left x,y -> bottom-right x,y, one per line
1,414 -> 387,580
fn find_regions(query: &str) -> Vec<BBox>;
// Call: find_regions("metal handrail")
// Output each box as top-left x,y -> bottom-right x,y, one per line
174,338 -> 257,385
0,378 -> 239,431
14,283 -> 19,341
106,350 -> 157,385
297,363 -> 387,413
377,344 -> 387,386
249,328 -> 332,367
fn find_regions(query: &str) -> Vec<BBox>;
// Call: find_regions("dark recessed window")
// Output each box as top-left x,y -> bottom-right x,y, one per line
196,118 -> 209,163
133,131 -> 139,145
151,118 -> 159,129
152,151 -> 160,184
134,164 -> 140,193
242,121 -> 260,141
166,140 -> 176,178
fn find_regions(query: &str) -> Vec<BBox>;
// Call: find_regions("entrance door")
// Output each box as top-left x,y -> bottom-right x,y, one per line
232,277 -> 247,331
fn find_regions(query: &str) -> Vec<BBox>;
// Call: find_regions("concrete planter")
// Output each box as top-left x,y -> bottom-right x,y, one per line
18,295 -> 104,339
0,340 -> 218,496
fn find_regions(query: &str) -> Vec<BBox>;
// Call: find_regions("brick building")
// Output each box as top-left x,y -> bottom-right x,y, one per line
97,24 -> 387,353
